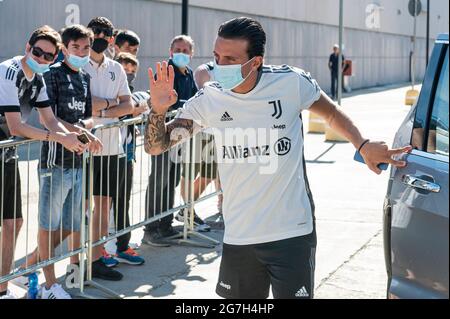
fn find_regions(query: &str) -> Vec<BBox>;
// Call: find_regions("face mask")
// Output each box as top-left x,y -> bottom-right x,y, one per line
213,57 -> 255,90
26,55 -> 50,74
67,54 -> 90,69
91,38 -> 109,54
126,73 -> 136,84
172,53 -> 191,68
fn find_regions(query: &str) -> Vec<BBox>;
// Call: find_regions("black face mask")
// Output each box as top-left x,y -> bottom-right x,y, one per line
91,38 -> 109,54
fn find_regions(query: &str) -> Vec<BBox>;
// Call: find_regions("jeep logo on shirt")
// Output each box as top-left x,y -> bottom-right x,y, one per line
274,137 -> 291,155
68,97 -> 86,112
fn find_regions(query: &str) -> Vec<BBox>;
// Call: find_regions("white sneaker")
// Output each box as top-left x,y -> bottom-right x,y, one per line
41,283 -> 72,299
0,290 -> 17,299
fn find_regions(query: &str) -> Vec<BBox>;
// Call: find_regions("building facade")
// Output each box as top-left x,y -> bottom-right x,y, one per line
0,0 -> 448,93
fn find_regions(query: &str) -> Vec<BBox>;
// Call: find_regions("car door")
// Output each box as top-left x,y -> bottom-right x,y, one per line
387,41 -> 449,299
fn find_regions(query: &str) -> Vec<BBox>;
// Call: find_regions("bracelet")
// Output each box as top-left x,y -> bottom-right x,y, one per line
358,139 -> 370,153
45,131 -> 50,141
105,98 -> 110,109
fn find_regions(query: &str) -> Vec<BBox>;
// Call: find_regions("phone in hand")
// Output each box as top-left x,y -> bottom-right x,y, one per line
354,151 -> 389,170
77,132 -> 90,144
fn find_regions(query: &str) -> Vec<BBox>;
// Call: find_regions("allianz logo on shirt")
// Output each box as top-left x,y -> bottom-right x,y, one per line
222,137 -> 291,159
223,145 -> 270,159
68,97 -> 86,112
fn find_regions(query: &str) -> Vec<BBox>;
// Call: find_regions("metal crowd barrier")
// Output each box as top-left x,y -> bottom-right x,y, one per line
0,112 -> 221,299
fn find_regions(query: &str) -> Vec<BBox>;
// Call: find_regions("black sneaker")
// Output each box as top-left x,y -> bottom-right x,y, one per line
175,208 -> 211,232
141,230 -> 172,247
92,260 -> 123,281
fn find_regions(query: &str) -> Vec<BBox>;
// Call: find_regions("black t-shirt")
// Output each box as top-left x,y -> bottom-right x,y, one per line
168,59 -> 198,114
329,53 -> 345,74
41,62 -> 92,169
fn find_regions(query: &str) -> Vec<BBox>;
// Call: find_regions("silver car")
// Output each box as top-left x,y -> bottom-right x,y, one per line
384,33 -> 449,299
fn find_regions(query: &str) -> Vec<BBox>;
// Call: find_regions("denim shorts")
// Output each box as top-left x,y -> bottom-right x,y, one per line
38,167 -> 83,232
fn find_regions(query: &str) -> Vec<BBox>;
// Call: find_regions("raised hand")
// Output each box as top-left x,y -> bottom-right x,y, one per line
148,61 -> 178,114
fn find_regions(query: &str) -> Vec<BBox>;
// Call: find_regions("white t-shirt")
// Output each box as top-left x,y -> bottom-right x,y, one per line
176,65 -> 321,245
83,56 -> 131,156
0,56 -> 49,123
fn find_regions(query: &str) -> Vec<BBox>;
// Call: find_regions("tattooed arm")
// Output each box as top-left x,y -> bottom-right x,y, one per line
144,62 -> 197,155
144,110 -> 194,155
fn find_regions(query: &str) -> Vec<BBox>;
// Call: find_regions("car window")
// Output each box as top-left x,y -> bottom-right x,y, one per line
427,47 -> 449,156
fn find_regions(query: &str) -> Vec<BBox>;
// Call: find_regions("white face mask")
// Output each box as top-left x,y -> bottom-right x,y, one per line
213,57 -> 255,90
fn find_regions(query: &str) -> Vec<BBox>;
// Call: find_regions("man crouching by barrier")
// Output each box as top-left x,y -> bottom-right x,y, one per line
0,25 -> 87,299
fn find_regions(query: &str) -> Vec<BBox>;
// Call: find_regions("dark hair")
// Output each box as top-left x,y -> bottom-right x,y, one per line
61,24 -> 93,48
28,25 -> 61,52
115,29 -> 140,47
115,52 -> 139,67
218,17 -> 266,58
87,16 -> 114,31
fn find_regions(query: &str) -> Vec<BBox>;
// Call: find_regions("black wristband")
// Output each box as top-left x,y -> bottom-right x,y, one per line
358,139 -> 370,153
105,98 -> 110,109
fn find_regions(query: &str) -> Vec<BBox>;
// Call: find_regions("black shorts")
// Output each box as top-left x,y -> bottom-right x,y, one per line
87,155 -> 126,199
0,161 -> 22,225
216,230 -> 317,299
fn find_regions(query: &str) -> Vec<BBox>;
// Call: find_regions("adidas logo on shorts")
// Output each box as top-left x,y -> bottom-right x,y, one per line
295,286 -> 309,298
220,112 -> 233,121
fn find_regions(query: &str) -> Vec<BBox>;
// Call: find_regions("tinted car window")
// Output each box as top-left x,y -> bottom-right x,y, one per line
427,47 -> 449,156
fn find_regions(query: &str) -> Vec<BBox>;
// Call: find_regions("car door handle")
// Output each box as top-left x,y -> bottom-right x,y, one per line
402,175 -> 441,193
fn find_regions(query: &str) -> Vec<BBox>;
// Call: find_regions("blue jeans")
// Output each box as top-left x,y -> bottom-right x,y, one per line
38,167 -> 83,232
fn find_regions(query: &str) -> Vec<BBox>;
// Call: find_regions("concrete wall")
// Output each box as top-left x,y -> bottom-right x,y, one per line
0,0 -> 448,93
160,0 -> 449,38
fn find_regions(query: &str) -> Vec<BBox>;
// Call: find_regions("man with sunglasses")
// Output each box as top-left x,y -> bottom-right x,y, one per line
83,17 -> 134,281
0,25 -> 86,299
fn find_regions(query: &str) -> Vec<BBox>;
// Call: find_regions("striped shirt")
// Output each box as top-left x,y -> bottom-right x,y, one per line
41,62 -> 92,169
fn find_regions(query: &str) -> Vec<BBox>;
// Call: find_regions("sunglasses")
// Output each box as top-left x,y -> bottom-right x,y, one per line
31,46 -> 56,62
91,26 -> 113,37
